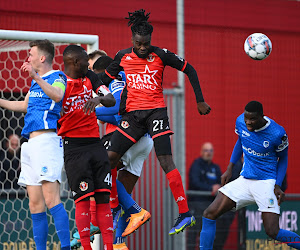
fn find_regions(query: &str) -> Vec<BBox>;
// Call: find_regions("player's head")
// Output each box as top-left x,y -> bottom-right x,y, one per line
63,45 -> 89,78
28,40 -> 55,70
200,142 -> 214,163
126,9 -> 153,59
93,56 -> 113,74
88,49 -> 107,70
244,101 -> 265,132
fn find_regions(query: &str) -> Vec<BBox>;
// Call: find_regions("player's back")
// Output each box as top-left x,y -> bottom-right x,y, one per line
235,113 -> 288,180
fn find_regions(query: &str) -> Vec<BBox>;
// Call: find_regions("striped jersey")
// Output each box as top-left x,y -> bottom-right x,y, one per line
22,70 -> 67,139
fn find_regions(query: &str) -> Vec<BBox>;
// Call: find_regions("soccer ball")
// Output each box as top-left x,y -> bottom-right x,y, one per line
244,33 -> 272,60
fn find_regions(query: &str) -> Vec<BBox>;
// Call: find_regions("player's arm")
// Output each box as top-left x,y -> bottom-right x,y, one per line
0,92 -> 29,113
97,114 -> 118,125
221,137 -> 243,186
21,62 -> 65,102
274,147 -> 288,205
160,48 -> 211,115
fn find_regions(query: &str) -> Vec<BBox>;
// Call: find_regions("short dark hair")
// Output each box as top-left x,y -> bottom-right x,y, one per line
88,50 -> 107,60
245,101 -> 264,115
29,39 -> 55,64
126,9 -> 153,36
93,56 -> 113,71
63,45 -> 85,58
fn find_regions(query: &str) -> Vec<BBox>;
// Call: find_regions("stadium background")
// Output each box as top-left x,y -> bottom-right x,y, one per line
0,0 -> 300,249
1,0 -> 300,192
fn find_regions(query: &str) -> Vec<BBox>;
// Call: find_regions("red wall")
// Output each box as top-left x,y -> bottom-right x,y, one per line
1,0 -> 300,192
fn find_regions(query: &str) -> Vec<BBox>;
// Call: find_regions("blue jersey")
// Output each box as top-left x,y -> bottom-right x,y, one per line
235,113 -> 289,180
22,70 -> 67,139
95,71 -> 126,124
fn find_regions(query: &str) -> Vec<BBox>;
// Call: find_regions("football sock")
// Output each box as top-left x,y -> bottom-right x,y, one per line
199,217 -> 216,250
31,212 -> 48,250
49,203 -> 70,249
114,209 -> 130,244
75,200 -> 92,250
166,169 -> 189,213
110,167 -> 119,209
116,179 -> 141,213
276,229 -> 300,248
90,199 -> 97,226
96,203 -> 113,250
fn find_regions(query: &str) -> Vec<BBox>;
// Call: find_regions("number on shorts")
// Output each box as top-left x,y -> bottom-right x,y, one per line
104,173 -> 112,186
153,120 -> 163,132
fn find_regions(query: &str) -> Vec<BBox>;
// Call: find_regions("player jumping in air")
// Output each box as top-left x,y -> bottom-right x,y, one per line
98,9 -> 211,235
200,101 -> 300,249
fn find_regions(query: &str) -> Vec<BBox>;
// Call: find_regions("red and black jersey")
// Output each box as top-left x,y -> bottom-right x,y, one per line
103,46 -> 189,114
58,70 -> 109,138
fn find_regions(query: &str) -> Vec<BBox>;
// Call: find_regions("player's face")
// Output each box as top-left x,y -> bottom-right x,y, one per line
244,111 -> 264,132
28,46 -> 42,71
132,34 -> 151,59
76,51 -> 89,77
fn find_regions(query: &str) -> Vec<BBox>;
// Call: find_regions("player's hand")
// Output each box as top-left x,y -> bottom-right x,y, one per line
21,62 -> 37,79
274,184 -> 285,205
211,184 -> 221,195
197,102 -> 211,115
221,168 -> 232,186
83,97 -> 102,115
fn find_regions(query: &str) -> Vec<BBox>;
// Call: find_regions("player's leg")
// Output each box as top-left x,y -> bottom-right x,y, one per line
27,185 -> 49,250
42,181 -> 71,250
153,134 -> 193,234
94,192 -> 114,250
263,213 -> 300,249
38,133 -> 70,249
200,192 -> 236,250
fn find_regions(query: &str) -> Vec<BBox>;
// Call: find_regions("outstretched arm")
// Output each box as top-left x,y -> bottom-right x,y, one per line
0,92 -> 29,113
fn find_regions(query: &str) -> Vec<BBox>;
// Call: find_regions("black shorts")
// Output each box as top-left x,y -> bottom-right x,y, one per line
109,108 -> 173,156
64,138 -> 111,203
100,132 -> 113,150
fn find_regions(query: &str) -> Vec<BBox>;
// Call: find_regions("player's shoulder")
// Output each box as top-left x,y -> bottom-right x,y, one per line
267,117 -> 287,137
236,113 -> 245,126
117,48 -> 133,57
45,70 -> 67,83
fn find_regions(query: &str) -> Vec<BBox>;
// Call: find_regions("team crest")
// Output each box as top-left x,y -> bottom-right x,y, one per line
147,54 -> 155,62
121,121 -> 130,129
263,141 -> 269,148
79,181 -> 88,191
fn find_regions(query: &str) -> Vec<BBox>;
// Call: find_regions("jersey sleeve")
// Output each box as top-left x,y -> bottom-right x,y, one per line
235,116 -> 241,136
275,128 -> 289,152
158,48 -> 187,71
101,51 -> 124,85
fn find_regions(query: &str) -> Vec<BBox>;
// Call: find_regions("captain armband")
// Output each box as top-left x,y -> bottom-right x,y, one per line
97,85 -> 110,96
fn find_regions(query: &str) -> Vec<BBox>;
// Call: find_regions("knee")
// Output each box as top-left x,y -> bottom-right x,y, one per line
203,206 -> 218,220
29,199 -> 46,213
265,226 -> 279,239
44,195 -> 60,209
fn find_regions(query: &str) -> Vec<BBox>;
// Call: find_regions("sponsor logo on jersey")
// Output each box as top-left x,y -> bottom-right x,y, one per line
242,145 -> 270,157
147,54 -> 155,62
263,141 -> 269,148
125,56 -> 133,60
30,91 -> 44,98
278,134 -> 289,151
63,84 -> 92,114
79,181 -> 88,191
176,196 -> 185,202
121,120 -> 129,129
111,81 -> 125,91
127,65 -> 158,91
242,130 -> 250,137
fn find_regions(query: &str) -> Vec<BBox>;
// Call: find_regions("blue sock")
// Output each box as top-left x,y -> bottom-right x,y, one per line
114,209 -> 130,244
117,179 -> 141,213
276,229 -> 300,249
49,203 -> 70,249
31,212 -> 48,250
199,217 -> 216,250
